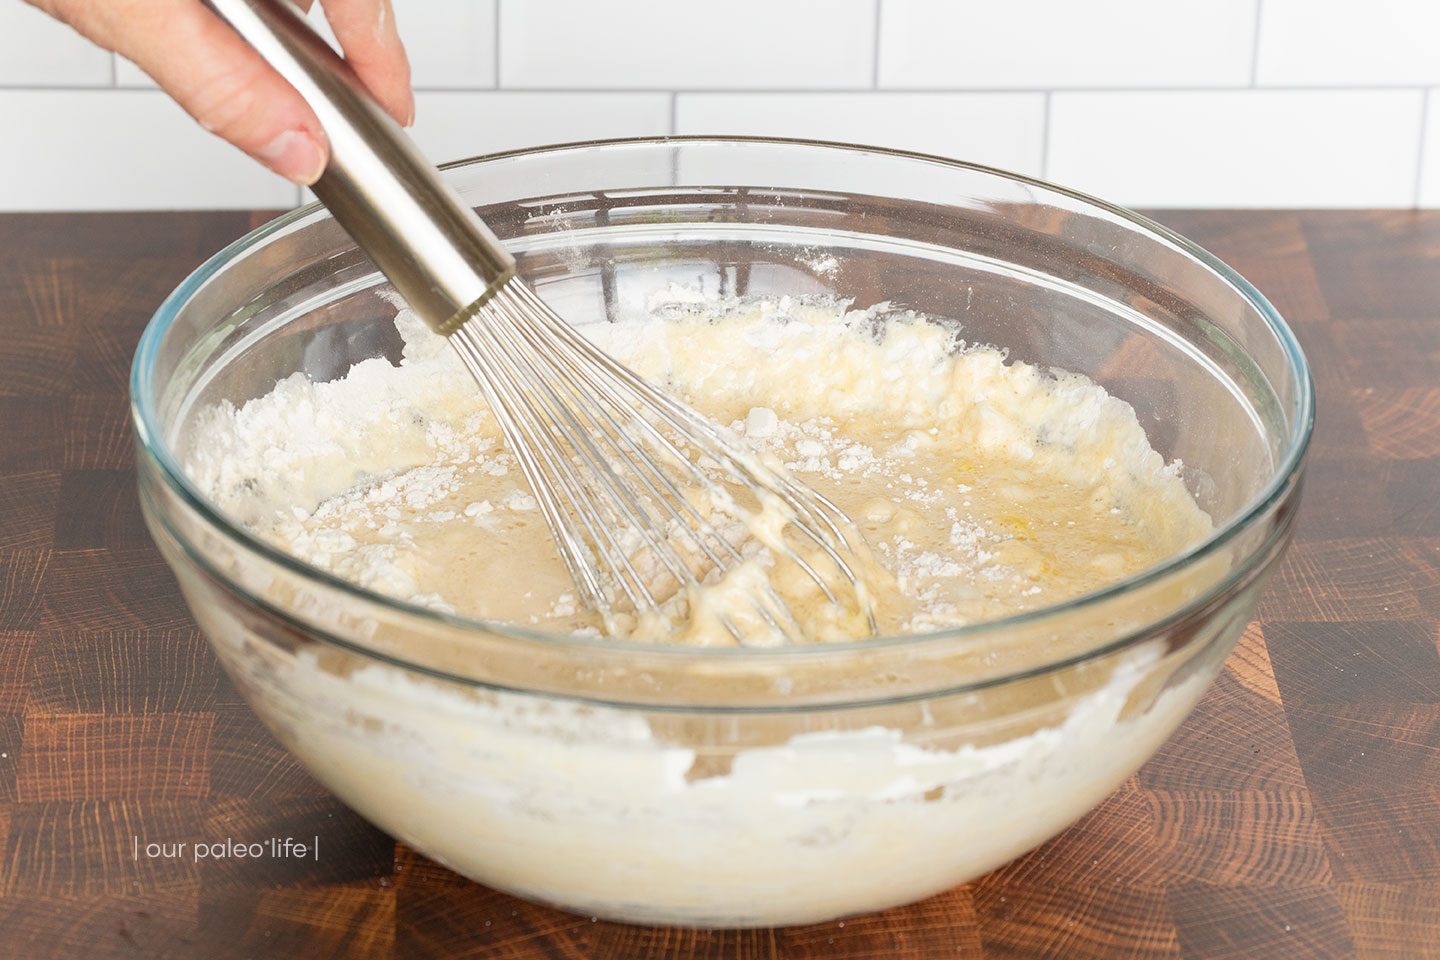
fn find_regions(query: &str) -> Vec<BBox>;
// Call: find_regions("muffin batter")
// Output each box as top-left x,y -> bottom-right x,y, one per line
186,292 -> 1212,644
178,289 -> 1228,926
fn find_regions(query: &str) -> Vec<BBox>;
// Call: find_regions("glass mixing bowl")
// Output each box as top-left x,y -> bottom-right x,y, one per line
131,137 -> 1312,927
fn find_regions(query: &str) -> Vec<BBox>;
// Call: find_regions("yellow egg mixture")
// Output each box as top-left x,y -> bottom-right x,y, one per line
188,294 -> 1212,644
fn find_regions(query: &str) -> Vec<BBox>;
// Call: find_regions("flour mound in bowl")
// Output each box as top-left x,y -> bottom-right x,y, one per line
185,293 -> 1212,645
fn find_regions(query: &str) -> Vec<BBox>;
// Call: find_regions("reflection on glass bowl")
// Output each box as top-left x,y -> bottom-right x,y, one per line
131,138 -> 1312,927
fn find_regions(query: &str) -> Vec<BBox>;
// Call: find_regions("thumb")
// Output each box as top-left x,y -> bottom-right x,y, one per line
43,0 -> 330,184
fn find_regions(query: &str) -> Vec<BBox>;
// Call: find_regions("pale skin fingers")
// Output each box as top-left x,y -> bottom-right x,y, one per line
26,0 -> 413,184
319,0 -> 413,126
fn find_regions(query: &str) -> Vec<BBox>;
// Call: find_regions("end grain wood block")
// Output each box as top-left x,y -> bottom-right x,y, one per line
0,399 -> 64,472
206,703 -> 330,802
0,713 -> 21,802
208,884 -> 395,960
1294,460 -> 1394,542
0,892 -> 199,960
0,631 -> 33,711
1168,885 -> 1356,960
1,799 -> 205,897
52,471 -> 147,551
0,471 -> 59,551
1384,460 -> 1440,537
1297,210 -> 1440,312
1311,790 -> 1440,885
1138,625 -> 1307,792
26,628 -> 222,715
40,547 -> 193,631
1286,703 -> 1440,801
0,550 -> 51,631
1142,211 -> 1309,262
1354,388 -> 1440,460
1220,252 -> 1332,335
972,877 -> 1178,959
63,394 -> 134,471
1257,539 -> 1426,622
199,796 -> 393,893
1338,882 -> 1440,960
1143,791 -> 1333,887
1403,539 -> 1440,613
1331,317 -> 1440,390
1266,621 -> 1440,704
776,893 -> 984,957
16,713 -> 212,802
0,324 -> 76,399
0,210 -> 1436,956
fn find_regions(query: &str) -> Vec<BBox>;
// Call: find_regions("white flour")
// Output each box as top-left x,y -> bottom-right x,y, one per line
186,293 -> 1210,644
180,290 -> 1225,926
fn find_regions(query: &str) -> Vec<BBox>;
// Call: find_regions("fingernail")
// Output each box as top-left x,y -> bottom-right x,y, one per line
256,129 -> 327,185
404,89 -> 416,128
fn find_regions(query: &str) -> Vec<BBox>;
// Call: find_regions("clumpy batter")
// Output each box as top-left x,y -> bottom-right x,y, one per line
187,292 -> 1212,644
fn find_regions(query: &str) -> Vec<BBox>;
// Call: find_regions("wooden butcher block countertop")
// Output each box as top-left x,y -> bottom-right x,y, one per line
0,209 -> 1436,959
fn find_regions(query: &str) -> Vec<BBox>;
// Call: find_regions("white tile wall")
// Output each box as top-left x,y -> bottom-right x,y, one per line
0,2 -> 111,86
3,0 -> 1438,209
498,0 -> 875,89
114,56 -> 150,89
391,0 -> 497,89
1257,0 -> 1440,86
877,0 -> 1257,90
676,93 -> 1046,176
297,90 -> 670,205
411,92 -> 669,163
117,1 -> 499,89
0,91 -> 296,210
1048,90 -> 1424,208
303,1 -> 498,89
1420,91 -> 1440,208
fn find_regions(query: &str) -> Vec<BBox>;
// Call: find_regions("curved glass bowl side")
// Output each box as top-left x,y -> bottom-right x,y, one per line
131,138 -> 1313,696
142,447 -> 1278,925
129,136 -> 1313,927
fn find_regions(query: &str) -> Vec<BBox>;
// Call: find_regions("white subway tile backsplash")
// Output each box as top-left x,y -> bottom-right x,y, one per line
394,0 -> 497,89
1419,91 -> 1440,208
114,57 -> 153,88
117,1 -> 497,90
303,1 -> 497,88
411,92 -> 670,163
7,0 -> 1440,208
499,0 -> 875,89
0,3 -> 112,86
1257,0 -> 1440,87
0,91 -> 297,211
116,4 -> 347,87
676,93 -> 1046,176
878,0 -> 1257,90
1047,90 -> 1424,208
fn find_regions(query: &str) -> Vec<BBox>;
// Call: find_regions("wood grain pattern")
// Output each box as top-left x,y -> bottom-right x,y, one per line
0,210 -> 1436,957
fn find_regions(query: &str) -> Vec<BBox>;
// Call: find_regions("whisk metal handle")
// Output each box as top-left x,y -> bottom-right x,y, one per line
206,0 -> 516,335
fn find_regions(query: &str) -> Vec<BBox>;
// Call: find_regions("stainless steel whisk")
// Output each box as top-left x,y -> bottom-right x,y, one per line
212,0 -> 878,642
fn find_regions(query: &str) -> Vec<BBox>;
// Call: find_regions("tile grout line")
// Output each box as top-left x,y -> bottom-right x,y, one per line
1040,91 -> 1052,180
109,53 -> 117,87
3,83 -> 1435,95
493,0 -> 502,89
1414,88 -> 1431,209
669,91 -> 678,135
871,0 -> 882,89
1250,0 -> 1264,86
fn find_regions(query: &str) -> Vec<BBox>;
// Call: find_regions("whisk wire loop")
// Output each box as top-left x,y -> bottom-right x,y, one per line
451,280 -> 878,643
508,285 -> 873,615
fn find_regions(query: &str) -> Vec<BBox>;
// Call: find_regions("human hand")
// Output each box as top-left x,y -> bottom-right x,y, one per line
28,0 -> 413,184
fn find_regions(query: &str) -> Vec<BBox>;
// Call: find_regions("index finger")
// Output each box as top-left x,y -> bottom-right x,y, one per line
318,0 -> 413,126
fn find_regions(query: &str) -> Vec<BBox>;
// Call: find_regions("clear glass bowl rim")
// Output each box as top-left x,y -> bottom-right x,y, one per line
129,135 -> 1315,676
